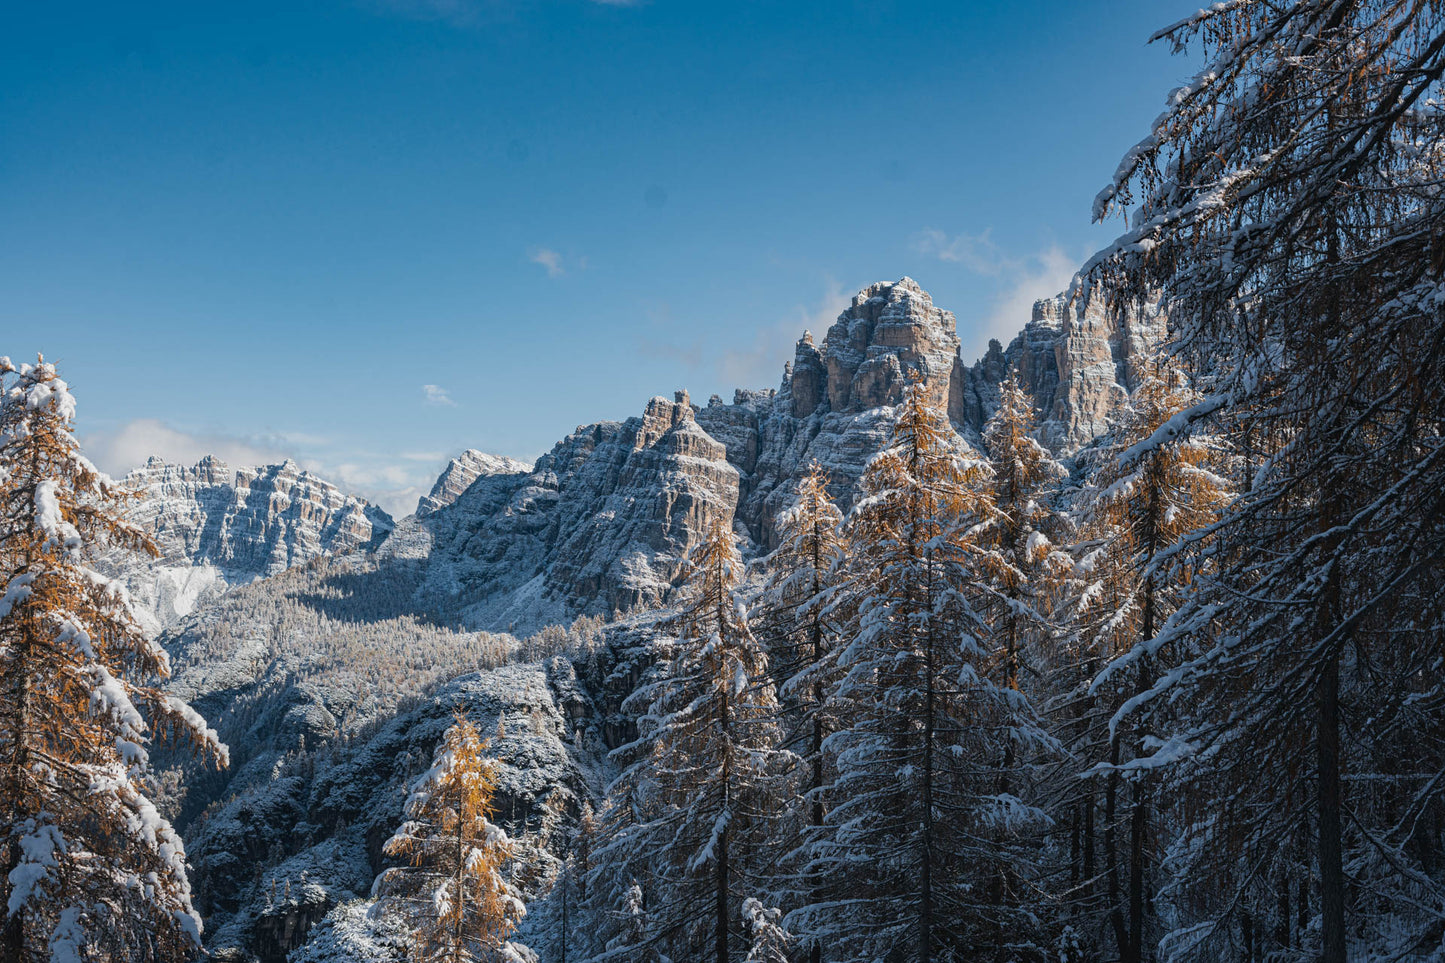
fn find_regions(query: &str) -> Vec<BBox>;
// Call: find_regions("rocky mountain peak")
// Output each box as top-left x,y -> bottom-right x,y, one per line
416,449 -> 533,517
788,277 -> 961,419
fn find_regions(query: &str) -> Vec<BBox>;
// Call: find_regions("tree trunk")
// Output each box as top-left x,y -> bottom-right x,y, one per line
1107,736 -> 1127,960
920,553 -> 935,963
1318,654 -> 1345,963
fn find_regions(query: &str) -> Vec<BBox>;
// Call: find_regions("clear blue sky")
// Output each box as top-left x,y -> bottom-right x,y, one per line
1,0 -> 1198,516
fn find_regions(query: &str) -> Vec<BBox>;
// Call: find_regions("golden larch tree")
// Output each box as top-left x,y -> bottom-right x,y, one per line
371,713 -> 527,963
0,356 -> 228,963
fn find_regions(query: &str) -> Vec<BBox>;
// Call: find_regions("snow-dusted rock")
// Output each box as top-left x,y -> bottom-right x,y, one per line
952,287 -> 1165,451
111,457 -> 394,633
410,390 -> 740,632
415,449 -> 532,517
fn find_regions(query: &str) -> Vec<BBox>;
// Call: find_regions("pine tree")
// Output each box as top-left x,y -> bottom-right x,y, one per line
1060,357 -> 1230,963
752,462 -> 845,963
1087,4 -> 1445,958
740,898 -> 789,963
974,374 -> 1071,953
0,356 -> 228,962
591,516 -> 792,963
791,382 -> 1053,963
979,373 -> 1070,698
371,713 -> 527,963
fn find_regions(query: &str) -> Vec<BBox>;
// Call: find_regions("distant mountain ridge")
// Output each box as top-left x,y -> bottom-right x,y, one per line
115,277 -> 1159,638
121,274 -> 1165,963
113,455 -> 393,633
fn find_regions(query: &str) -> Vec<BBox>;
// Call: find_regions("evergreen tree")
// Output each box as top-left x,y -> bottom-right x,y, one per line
0,356 -> 228,963
371,714 -> 528,963
740,898 -> 790,963
1059,357 -> 1230,963
791,383 -> 1053,963
753,462 -> 846,963
591,516 -> 792,963
1087,3 -> 1445,958
979,373 -> 1070,698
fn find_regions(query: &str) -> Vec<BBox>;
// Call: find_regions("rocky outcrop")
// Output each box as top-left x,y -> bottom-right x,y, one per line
409,390 -> 739,631
952,288 -> 1165,451
415,449 -> 532,517
113,457 -> 394,633
389,278 -> 1162,623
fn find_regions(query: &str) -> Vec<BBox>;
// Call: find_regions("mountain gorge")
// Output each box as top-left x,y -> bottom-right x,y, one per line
123,276 -> 1162,962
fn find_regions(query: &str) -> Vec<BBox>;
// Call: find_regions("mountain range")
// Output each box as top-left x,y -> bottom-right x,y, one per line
119,276 -> 1161,962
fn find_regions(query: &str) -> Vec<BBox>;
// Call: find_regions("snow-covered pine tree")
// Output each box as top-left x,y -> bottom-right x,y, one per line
1086,3 -> 1445,959
752,461 -> 845,963
0,356 -> 228,963
591,516 -> 792,963
790,382 -> 1054,963
1060,357 -> 1229,963
978,373 -> 1070,698
371,713 -> 528,963
740,898 -> 789,963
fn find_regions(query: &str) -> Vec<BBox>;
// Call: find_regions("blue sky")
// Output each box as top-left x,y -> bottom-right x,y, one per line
1,0 -> 1197,516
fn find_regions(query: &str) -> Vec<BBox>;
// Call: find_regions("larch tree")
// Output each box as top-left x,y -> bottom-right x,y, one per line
752,461 -> 846,963
591,515 -> 792,963
979,373 -> 1070,699
1064,357 -> 1230,963
371,713 -> 528,963
790,382 -> 1054,963
975,373 -> 1071,953
1085,2 -> 1445,959
0,356 -> 228,963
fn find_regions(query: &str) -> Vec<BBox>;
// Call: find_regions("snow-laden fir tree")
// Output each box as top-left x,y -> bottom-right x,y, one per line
978,373 -> 1070,697
590,516 -> 793,963
790,382 -> 1055,963
740,898 -> 789,963
371,714 -> 528,963
1086,3 -> 1445,959
751,461 -> 846,963
0,356 -> 228,963
1058,356 -> 1229,963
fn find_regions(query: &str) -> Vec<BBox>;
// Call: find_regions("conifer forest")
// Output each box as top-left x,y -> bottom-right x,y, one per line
2,1 -> 1443,961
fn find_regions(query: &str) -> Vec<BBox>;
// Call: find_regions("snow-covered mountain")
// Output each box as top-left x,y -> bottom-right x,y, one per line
372,278 -> 1161,635
112,456 -> 394,634
415,449 -> 533,517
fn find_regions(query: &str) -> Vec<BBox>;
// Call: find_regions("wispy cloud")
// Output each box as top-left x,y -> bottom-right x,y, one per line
529,247 -> 566,278
422,384 -> 458,407
718,281 -> 850,388
81,418 -> 458,519
83,419 -> 288,479
912,228 -> 1015,277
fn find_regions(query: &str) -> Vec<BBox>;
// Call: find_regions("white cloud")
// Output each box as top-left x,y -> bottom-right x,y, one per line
83,419 -> 288,480
422,384 -> 458,407
912,228 -> 1015,277
81,418 -> 452,521
529,247 -> 566,278
718,281 -> 850,388
965,245 -> 1079,361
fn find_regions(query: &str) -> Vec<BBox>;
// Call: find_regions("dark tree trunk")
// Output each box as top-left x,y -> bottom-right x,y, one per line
1318,655 -> 1346,963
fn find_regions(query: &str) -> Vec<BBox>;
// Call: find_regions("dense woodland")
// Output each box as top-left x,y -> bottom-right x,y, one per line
2,1 -> 1443,961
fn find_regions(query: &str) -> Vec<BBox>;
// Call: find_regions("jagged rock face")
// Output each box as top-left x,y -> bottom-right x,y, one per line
819,277 -> 961,414
113,457 -> 394,633
392,279 -> 1162,619
951,289 -> 1165,450
411,390 -> 739,631
415,449 -> 532,517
